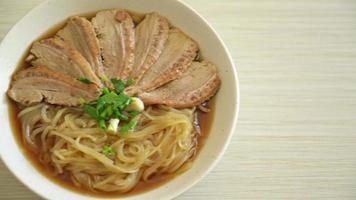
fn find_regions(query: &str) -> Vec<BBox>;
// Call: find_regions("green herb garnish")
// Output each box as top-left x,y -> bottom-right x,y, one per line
129,111 -> 140,117
120,120 -> 138,133
111,78 -> 125,93
78,77 -> 93,84
82,78 -> 141,134
126,79 -> 135,86
115,111 -> 129,121
102,145 -> 116,157
102,87 -> 110,95
84,105 -> 98,119
98,119 -> 106,129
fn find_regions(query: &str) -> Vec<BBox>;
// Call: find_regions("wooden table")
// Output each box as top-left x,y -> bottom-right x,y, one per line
1,0 -> 356,199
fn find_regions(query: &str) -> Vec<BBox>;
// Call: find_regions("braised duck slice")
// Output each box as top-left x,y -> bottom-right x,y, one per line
139,61 -> 220,108
8,67 -> 101,106
137,28 -> 198,92
130,12 -> 169,82
92,9 -> 135,80
57,16 -> 104,79
30,38 -> 102,86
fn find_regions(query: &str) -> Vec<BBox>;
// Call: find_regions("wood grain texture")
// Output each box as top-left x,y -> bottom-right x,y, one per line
1,0 -> 356,199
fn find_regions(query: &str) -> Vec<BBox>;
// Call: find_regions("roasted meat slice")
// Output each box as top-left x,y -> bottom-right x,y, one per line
92,9 -> 135,80
30,38 -> 102,86
8,66 -> 101,106
139,61 -> 220,108
137,28 -> 198,92
130,12 -> 169,82
57,16 -> 104,79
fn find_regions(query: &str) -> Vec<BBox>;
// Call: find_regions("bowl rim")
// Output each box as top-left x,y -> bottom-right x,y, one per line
0,0 -> 240,199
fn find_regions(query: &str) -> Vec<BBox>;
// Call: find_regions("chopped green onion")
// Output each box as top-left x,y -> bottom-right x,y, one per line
97,92 -> 129,107
82,78 -> 143,132
120,120 -> 137,134
78,77 -> 93,84
106,106 -> 113,117
102,87 -> 110,95
126,97 -> 144,112
126,79 -> 135,86
100,106 -> 114,119
115,111 -> 129,121
117,93 -> 132,110
84,105 -> 98,119
129,111 -> 140,117
98,119 -> 106,129
102,145 -> 116,157
111,78 -> 125,93
107,118 -> 120,134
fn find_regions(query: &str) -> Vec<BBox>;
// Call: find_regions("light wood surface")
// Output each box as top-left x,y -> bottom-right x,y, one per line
1,0 -> 356,199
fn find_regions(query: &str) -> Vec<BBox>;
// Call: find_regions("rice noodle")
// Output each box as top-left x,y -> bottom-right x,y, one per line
18,103 -> 198,193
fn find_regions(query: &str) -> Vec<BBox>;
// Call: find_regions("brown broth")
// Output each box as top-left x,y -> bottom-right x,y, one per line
7,10 -> 215,198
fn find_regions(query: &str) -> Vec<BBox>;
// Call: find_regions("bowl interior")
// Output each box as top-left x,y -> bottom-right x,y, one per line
0,0 -> 239,199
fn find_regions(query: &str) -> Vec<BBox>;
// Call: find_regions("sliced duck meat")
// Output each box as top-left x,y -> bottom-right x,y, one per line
136,28 -> 198,92
92,9 -> 135,80
57,16 -> 104,79
129,12 -> 169,82
30,38 -> 102,86
139,61 -> 220,108
8,66 -> 101,106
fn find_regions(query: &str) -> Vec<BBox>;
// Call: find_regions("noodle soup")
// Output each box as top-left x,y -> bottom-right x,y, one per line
7,9 -> 219,197
9,100 -> 214,197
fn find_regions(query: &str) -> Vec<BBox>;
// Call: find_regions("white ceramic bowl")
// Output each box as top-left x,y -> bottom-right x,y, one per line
0,0 -> 239,199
